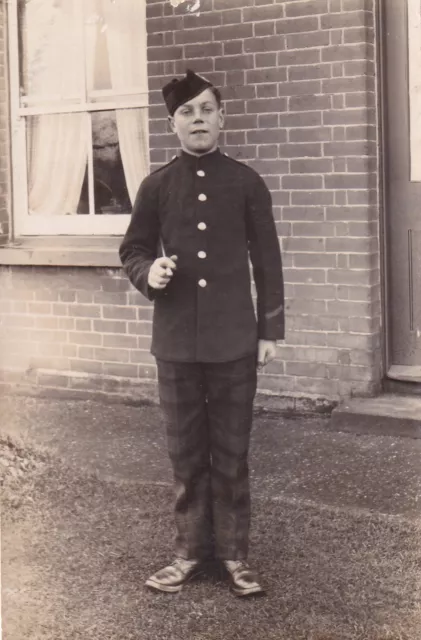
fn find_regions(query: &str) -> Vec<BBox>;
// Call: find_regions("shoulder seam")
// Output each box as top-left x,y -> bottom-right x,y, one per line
222,153 -> 258,174
150,156 -> 179,175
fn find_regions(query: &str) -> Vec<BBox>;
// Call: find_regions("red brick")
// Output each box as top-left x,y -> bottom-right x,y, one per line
255,52 -> 278,68
68,332 -> 102,346
184,42 -> 223,58
279,111 -> 322,127
258,145 -> 279,159
284,268 -> 326,283
344,60 -> 375,76
213,0 -> 253,8
244,35 -> 285,53
258,114 -> 280,128
247,68 -> 287,84
282,175 -> 323,190
289,94 -> 331,111
184,12 -> 221,28
346,92 -> 376,108
285,0 -> 329,17
321,11 -> 371,30
254,21 -> 275,37
224,41 -> 243,56
103,363 -> 140,378
344,26 -> 374,44
323,140 -> 374,156
225,114 -> 258,130
322,43 -> 369,62
282,206 -> 325,221
287,30 -> 330,50
148,46 -> 183,62
323,108 -> 372,125
247,98 -> 287,114
147,16 -> 183,35
278,48 -> 321,66
220,9 -> 242,25
243,5 -> 283,22
292,191 -> 335,205
325,77 -> 369,95
289,126 -> 331,142
213,23 -> 253,42
276,16 -> 319,34
215,54 -> 254,71
288,63 -> 332,81
325,173 -> 371,189
128,321 -> 153,335
291,158 -> 333,175
257,84 -> 278,99
28,302 -> 52,315
251,159 -> 289,176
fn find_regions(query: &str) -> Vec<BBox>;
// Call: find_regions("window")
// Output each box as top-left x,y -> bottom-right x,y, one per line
8,0 -> 149,236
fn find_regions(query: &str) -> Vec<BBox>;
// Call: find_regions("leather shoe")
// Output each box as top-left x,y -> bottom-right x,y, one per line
145,558 -> 202,593
223,560 -> 265,597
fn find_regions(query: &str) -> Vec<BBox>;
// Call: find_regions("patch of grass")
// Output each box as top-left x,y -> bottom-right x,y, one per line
2,439 -> 421,640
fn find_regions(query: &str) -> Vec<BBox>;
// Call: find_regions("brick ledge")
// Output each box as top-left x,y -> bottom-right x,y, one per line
0,368 -> 337,416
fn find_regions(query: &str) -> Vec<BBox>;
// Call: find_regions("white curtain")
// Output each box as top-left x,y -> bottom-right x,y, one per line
103,0 -> 149,205
26,0 -> 90,215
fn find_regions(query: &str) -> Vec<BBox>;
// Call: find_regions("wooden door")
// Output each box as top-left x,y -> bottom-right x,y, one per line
384,0 -> 421,379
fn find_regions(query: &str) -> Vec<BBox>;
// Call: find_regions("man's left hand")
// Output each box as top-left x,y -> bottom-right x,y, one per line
257,340 -> 277,371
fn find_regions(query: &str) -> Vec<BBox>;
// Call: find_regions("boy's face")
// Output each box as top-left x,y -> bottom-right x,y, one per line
168,88 -> 224,156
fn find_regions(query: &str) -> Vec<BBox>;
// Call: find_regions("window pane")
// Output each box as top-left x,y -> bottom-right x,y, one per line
18,0 -> 84,105
26,113 -> 88,216
92,111 -> 131,215
85,0 -> 148,99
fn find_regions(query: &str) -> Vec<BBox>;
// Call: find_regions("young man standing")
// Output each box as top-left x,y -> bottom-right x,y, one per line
119,70 -> 285,597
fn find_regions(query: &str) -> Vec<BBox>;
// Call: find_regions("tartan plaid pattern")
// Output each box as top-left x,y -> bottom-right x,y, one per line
157,355 -> 257,561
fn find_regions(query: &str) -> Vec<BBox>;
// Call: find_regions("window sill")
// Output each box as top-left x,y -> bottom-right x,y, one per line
0,236 -> 122,267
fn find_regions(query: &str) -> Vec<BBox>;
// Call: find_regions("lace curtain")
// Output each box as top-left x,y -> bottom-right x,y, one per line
24,0 -> 148,215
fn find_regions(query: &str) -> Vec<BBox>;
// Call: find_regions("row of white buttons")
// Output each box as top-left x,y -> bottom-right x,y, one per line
197,172 -> 207,285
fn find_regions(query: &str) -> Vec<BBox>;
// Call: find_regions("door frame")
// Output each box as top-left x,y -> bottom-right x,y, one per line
377,0 -> 391,379
378,0 -> 421,386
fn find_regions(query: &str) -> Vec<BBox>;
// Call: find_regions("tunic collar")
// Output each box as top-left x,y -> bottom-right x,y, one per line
179,147 -> 222,169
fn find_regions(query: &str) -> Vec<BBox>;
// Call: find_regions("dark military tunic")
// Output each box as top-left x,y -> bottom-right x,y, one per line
119,148 -> 284,363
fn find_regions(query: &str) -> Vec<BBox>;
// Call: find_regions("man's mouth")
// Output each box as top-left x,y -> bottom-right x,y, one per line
191,129 -> 208,135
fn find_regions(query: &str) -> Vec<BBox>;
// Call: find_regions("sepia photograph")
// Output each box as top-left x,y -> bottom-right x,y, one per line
1,0 -> 421,638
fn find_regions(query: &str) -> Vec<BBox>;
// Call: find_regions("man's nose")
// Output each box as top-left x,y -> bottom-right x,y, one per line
193,111 -> 204,122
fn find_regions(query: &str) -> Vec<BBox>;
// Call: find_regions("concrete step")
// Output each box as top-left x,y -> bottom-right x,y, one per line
330,394 -> 421,438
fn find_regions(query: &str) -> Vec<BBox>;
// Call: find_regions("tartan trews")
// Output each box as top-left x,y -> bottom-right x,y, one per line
157,355 -> 257,561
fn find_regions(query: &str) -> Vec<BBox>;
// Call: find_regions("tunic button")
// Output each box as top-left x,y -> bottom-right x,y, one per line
198,279 -> 207,288
197,170 -> 205,177
198,251 -> 206,259
198,222 -> 207,231
198,193 -> 207,202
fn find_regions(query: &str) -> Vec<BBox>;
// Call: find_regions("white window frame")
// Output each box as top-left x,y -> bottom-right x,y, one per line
8,0 -> 149,237
408,0 -> 421,181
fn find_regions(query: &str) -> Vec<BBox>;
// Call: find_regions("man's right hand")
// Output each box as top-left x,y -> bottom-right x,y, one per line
148,255 -> 178,290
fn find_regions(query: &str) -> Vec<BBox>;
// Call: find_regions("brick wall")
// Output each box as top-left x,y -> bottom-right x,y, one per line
0,0 -> 382,404
145,0 -> 382,398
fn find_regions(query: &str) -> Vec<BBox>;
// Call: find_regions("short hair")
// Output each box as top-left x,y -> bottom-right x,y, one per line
210,86 -> 222,108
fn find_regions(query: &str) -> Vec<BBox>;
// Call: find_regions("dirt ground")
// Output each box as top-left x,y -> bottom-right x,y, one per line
2,422 -> 421,640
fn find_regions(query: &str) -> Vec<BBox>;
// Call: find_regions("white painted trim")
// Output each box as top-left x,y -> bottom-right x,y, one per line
15,214 -> 131,236
18,100 -> 149,117
408,0 -> 421,181
8,0 -> 149,238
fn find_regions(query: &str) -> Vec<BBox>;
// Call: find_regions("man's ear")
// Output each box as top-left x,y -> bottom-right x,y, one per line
218,108 -> 225,129
168,115 -> 176,133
